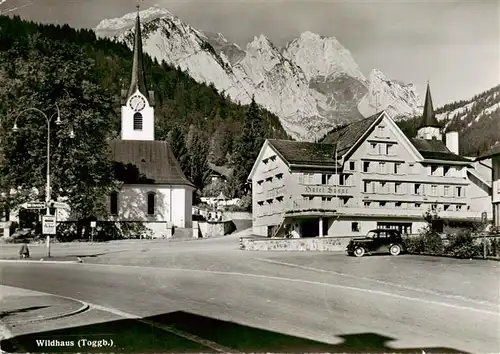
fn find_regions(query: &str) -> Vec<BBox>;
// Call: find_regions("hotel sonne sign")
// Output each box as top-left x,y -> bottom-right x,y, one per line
303,186 -> 350,195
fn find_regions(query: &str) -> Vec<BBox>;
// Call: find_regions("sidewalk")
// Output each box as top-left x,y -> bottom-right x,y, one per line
0,285 -> 88,337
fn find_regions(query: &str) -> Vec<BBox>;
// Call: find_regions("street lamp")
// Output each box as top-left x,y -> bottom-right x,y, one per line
11,104 -> 74,256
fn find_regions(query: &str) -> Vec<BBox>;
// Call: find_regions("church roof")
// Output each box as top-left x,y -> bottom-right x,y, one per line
410,138 -> 471,162
110,140 -> 194,186
418,82 -> 441,129
126,6 -> 149,99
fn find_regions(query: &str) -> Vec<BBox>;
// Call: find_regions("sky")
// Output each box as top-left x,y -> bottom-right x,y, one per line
1,0 -> 499,107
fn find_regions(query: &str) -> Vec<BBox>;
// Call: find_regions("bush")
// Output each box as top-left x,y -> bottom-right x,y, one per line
445,232 -> 480,259
403,235 -> 425,254
422,231 -> 445,254
55,221 -> 151,242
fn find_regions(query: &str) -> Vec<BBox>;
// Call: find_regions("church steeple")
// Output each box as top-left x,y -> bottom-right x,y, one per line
417,82 -> 442,141
127,4 -> 149,99
418,82 -> 441,129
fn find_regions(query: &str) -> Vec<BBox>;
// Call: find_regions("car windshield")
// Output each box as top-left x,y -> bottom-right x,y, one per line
366,231 -> 377,238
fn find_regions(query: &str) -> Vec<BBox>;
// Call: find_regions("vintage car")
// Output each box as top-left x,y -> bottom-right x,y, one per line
346,229 -> 406,257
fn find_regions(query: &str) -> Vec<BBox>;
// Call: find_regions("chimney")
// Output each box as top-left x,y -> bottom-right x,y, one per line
446,131 -> 459,155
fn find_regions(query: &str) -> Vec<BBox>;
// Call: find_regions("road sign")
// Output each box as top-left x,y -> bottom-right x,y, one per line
481,212 -> 488,224
42,215 -> 56,235
25,202 -> 46,209
90,221 -> 96,228
50,201 -> 70,210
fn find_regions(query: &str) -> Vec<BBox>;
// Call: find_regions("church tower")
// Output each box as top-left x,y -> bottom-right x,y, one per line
120,4 -> 155,141
417,82 -> 442,141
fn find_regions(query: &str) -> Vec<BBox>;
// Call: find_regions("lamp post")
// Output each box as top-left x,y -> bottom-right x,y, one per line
12,104 -> 74,257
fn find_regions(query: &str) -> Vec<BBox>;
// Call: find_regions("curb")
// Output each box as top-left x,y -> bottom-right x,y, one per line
0,259 -> 80,264
6,302 -> 90,325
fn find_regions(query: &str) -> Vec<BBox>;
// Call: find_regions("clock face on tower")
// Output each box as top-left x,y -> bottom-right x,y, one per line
129,95 -> 146,112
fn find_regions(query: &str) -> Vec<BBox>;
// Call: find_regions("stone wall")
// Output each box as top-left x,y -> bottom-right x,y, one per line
239,236 -> 352,251
195,220 -> 237,238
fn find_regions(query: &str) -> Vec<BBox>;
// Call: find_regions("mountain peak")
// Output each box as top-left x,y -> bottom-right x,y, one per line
96,6 -> 173,32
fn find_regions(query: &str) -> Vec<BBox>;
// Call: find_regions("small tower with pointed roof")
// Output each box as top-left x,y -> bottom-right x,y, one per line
417,82 -> 442,141
120,3 -> 155,141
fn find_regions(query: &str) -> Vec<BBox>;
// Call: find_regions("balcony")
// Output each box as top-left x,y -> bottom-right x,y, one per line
284,198 -> 486,220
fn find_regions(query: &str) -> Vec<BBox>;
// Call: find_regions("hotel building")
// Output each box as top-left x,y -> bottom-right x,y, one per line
475,144 -> 500,227
248,84 -> 492,238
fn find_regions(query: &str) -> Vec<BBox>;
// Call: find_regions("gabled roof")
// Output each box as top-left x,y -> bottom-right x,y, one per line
110,140 -> 194,187
475,143 -> 500,160
418,82 -> 441,129
410,138 -> 471,163
267,139 -> 339,167
321,112 -> 383,155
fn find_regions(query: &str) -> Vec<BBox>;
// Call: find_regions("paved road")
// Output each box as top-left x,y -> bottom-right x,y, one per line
1,233 -> 499,353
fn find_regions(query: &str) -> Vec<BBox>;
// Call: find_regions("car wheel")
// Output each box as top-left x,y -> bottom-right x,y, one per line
353,246 -> 365,257
390,244 -> 401,256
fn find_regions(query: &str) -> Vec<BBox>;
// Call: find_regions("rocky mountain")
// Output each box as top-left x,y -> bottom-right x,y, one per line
397,85 -> 500,156
95,6 -> 423,141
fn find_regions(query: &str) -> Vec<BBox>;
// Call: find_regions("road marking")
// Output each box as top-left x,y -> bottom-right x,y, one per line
10,261 -> 497,317
89,305 -> 241,353
0,285 -> 239,353
255,258 -> 500,308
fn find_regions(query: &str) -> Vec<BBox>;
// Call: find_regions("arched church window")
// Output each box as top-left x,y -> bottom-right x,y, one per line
147,192 -> 155,215
110,192 -> 118,215
133,112 -> 143,131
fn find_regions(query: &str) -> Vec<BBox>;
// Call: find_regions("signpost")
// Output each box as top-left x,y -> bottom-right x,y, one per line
90,221 -> 96,243
42,215 -> 56,258
481,212 -> 488,259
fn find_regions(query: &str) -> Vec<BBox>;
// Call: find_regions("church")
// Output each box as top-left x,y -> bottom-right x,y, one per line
108,5 -> 194,237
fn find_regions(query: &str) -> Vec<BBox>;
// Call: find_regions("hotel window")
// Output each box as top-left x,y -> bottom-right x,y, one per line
276,196 -> 284,202
133,113 -> 143,130
431,185 -> 438,197
265,176 -> 273,182
456,205 -> 462,211
444,204 -> 450,211
394,163 -> 401,174
395,202 -> 402,208
409,163 -> 415,174
379,162 -> 386,174
414,183 -> 421,195
386,144 -> 393,155
431,204 -> 437,211
321,174 -> 332,185
370,143 -> 377,154
395,182 -> 402,194
364,181 -> 373,193
351,222 -> 360,232
363,201 -> 371,207
270,155 -> 276,162
147,192 -> 155,215
349,161 -> 355,171
321,197 -> 332,202
377,125 -> 384,136
276,173 -> 283,180
263,158 -> 269,165
379,201 -> 386,207
363,161 -> 370,173
456,186 -> 462,197
380,182 -> 387,194
444,186 -> 450,197
110,192 -> 118,215
443,166 -> 450,176
415,203 -> 421,209
341,197 -> 350,206
302,173 -> 314,185
340,174 -> 350,186
431,166 -> 438,176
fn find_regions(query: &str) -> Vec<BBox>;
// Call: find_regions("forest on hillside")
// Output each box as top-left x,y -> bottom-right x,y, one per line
0,15 -> 289,218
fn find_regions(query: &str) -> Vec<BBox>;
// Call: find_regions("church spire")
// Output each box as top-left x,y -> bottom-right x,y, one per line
418,82 -> 441,129
127,3 -> 149,99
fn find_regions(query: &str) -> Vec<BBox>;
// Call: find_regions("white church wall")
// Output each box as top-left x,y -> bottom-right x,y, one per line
112,184 -> 192,229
